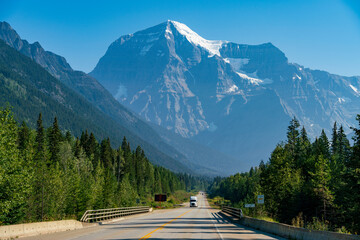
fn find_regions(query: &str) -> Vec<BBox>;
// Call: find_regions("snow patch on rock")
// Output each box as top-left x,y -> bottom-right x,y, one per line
224,58 -> 249,72
236,72 -> 263,85
338,97 -> 346,103
226,97 -> 235,115
170,20 -> 226,57
227,84 -> 239,93
292,74 -> 302,80
350,84 -> 359,95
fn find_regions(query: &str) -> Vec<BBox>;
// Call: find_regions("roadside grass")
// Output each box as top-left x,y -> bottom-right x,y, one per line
252,215 -> 278,223
207,196 -> 230,209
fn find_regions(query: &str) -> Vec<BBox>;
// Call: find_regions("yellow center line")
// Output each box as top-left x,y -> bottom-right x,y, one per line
139,209 -> 192,239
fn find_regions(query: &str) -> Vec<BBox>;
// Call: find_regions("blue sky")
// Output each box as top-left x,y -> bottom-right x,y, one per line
1,0 -> 360,76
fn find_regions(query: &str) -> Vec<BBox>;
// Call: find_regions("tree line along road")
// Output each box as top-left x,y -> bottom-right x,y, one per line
22,192 -> 286,240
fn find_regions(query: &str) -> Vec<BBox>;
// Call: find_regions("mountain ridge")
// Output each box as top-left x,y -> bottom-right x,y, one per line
0,38 -> 195,173
91,20 -> 360,171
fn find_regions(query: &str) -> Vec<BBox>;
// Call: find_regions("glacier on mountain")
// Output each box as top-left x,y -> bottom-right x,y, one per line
171,20 -> 226,57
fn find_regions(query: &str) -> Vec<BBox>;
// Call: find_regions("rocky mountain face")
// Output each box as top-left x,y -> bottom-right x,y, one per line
91,20 -> 360,171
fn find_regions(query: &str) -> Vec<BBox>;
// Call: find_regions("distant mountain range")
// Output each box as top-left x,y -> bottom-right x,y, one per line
0,21 -> 235,176
90,20 -> 360,170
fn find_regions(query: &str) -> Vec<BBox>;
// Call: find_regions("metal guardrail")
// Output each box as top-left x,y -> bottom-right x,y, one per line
80,206 -> 150,222
222,206 -> 243,218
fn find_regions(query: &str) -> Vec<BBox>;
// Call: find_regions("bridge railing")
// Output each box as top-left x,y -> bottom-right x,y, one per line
222,206 -> 243,218
80,206 -> 150,222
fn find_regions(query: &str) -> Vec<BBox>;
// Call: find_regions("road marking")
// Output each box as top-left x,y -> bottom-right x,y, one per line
210,212 -> 224,240
205,198 -> 224,240
138,209 -> 192,239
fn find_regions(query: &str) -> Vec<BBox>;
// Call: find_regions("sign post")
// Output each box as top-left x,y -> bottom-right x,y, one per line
257,195 -> 264,204
154,194 -> 167,208
245,203 -> 255,208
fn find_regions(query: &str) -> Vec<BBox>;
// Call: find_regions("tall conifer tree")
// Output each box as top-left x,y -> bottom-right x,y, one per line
49,117 -> 61,164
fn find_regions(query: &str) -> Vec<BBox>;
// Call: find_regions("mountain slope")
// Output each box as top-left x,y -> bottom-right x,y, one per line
90,20 -> 360,171
0,21 -> 236,175
0,21 -> 172,157
0,39 -> 194,173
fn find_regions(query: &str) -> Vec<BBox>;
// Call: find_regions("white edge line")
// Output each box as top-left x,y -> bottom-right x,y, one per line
205,198 -> 224,240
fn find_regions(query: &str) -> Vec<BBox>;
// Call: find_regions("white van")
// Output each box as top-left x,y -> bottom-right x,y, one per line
190,196 -> 198,207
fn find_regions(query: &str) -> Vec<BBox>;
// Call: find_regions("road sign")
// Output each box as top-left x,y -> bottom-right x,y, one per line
257,195 -> 264,204
155,194 -> 167,202
245,204 -> 255,208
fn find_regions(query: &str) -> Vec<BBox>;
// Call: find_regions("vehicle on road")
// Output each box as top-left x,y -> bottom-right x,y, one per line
190,196 -> 198,207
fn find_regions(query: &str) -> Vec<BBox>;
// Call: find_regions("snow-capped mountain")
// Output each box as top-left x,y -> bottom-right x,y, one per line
91,20 -> 360,170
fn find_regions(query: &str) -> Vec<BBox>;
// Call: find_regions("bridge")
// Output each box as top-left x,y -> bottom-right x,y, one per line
20,193 -> 283,240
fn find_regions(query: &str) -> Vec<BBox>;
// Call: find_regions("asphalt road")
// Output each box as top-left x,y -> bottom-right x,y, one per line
22,193 -> 286,240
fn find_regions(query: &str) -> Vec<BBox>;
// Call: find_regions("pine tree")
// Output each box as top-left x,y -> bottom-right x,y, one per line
80,130 -> 89,152
91,161 -> 105,209
65,131 -> 72,143
122,137 -> 133,181
34,113 -> 47,221
338,125 -> 351,163
100,138 -> 112,169
121,136 -> 128,152
18,121 -> 30,153
331,122 -> 338,155
286,117 -> 300,164
49,117 -> 62,164
88,133 -> 97,156
87,132 -> 99,167
310,155 -> 333,221
74,138 -> 81,158
317,130 -> 330,159
35,113 -> 45,159
154,168 -> 162,194
144,160 -> 155,195
115,147 -> 125,183
299,126 -> 312,177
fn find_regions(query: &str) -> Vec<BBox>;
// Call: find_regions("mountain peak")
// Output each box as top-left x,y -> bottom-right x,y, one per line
0,21 -> 72,75
0,21 -> 9,28
0,21 -> 13,31
0,21 -> 22,47
167,20 -> 227,57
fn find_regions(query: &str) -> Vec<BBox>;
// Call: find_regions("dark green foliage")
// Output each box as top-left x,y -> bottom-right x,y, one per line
18,121 -> 30,153
345,115 -> 360,232
49,117 -> 62,164
0,108 -> 30,224
0,108 -> 206,225
209,116 -> 360,234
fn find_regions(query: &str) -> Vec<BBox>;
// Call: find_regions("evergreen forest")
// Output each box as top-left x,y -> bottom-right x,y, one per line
0,108 -> 206,225
209,116 -> 360,234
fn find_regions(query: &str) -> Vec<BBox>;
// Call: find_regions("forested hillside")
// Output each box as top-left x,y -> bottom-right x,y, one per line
209,116 -> 360,234
0,108 -> 206,225
0,39 -> 192,173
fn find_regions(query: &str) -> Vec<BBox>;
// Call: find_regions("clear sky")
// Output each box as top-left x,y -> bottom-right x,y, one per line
1,0 -> 360,76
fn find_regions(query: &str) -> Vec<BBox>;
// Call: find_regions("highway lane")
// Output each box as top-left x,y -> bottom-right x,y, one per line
22,193 -> 286,240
